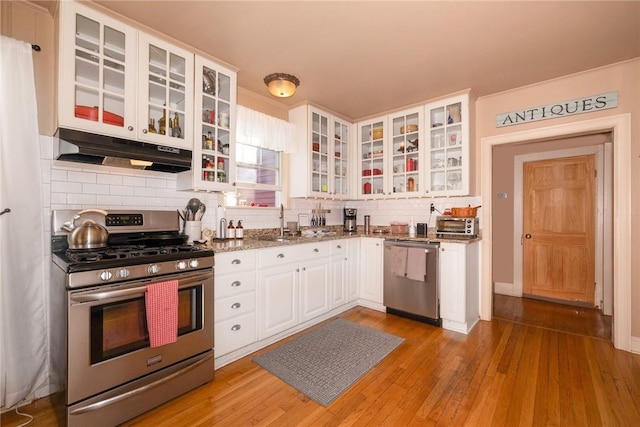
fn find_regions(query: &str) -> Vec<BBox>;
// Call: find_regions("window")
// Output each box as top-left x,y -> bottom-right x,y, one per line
225,106 -> 296,208
229,143 -> 282,207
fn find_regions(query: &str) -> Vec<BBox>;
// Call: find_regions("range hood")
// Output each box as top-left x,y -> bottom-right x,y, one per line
54,128 -> 192,173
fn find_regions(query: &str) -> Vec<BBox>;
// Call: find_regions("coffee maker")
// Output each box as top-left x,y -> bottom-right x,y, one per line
343,208 -> 357,232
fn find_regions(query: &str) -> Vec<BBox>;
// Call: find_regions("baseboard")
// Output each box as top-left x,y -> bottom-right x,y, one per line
631,336 -> 640,354
494,281 -> 521,296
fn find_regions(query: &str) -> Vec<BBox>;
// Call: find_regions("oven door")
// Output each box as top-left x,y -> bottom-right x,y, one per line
67,269 -> 213,405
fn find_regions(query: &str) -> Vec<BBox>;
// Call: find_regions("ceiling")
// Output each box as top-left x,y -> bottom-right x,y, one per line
76,1 -> 640,120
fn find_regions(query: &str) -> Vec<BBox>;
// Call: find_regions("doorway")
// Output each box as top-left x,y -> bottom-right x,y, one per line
480,114 -> 632,352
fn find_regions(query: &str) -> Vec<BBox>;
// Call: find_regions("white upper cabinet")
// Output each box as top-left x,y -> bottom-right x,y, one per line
177,55 -> 237,191
59,1 -> 194,151
289,105 -> 353,199
137,33 -> 194,150
357,116 -> 387,198
425,92 -> 474,196
58,1 -> 137,138
388,107 -> 424,197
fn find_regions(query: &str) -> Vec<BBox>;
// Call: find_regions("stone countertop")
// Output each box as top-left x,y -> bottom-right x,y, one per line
206,231 -> 481,254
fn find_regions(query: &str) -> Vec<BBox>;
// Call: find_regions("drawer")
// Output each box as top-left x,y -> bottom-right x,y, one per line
259,241 -> 330,267
215,271 -> 256,299
215,250 -> 257,275
330,239 -> 347,256
215,312 -> 257,357
215,292 -> 256,323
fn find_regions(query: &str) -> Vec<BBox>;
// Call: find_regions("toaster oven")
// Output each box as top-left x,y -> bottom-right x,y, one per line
436,216 -> 479,238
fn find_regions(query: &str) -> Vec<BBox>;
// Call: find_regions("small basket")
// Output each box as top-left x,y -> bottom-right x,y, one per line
372,128 -> 384,139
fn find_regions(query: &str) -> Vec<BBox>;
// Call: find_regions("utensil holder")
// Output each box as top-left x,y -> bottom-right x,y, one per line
184,221 -> 202,243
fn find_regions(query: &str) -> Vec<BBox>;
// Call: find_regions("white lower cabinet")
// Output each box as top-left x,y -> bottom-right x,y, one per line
330,240 -> 348,308
439,241 -> 480,334
258,262 -> 300,340
346,238 -> 360,302
214,250 -> 257,358
359,238 -> 384,307
299,258 -> 331,323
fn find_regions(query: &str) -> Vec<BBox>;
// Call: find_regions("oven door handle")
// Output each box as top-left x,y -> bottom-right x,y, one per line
69,352 -> 213,415
70,272 -> 212,303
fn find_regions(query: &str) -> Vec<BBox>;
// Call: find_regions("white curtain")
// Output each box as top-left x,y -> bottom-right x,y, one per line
0,36 -> 47,408
236,105 -> 297,152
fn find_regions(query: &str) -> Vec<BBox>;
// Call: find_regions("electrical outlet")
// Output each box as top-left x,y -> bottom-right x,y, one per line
430,203 -> 435,213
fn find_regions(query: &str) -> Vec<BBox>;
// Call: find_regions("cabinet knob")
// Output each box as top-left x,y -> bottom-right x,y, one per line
231,259 -> 241,264
231,302 -> 241,309
231,324 -> 241,331
231,281 -> 241,287
313,248 -> 319,252
336,245 -> 342,249
127,126 -> 134,131
296,268 -> 300,272
302,267 -> 306,271
277,253 -> 285,258
142,128 -> 148,134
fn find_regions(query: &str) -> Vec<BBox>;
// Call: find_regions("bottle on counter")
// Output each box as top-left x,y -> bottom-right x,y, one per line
235,220 -> 244,239
227,220 -> 236,239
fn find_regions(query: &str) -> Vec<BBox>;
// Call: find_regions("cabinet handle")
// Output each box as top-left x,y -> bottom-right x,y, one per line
302,267 -> 306,271
127,126 -> 134,131
277,253 -> 285,258
231,281 -> 241,287
344,257 -> 348,261
336,245 -> 342,249
231,324 -> 241,331
313,248 -> 319,253
231,302 -> 241,309
231,259 -> 241,264
296,268 -> 300,272
142,128 -> 148,134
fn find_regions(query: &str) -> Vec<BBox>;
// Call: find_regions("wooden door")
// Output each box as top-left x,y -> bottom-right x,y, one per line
523,155 -> 595,304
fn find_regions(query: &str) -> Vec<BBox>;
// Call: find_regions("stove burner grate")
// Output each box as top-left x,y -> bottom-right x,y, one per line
65,245 -> 207,263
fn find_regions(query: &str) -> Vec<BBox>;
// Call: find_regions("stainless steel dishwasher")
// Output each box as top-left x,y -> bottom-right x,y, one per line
383,240 -> 440,325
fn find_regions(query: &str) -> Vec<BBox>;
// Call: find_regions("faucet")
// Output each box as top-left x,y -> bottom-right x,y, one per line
219,217 -> 227,239
279,203 -> 284,237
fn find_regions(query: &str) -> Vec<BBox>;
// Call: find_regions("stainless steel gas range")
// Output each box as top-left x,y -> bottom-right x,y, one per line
50,209 -> 214,427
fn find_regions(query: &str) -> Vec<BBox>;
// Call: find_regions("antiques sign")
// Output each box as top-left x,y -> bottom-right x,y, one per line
496,91 -> 618,127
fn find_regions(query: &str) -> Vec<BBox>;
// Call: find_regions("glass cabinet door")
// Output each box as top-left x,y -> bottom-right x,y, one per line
332,119 -> 350,198
359,118 -> 386,197
389,108 -> 422,196
59,1 -> 136,138
138,33 -> 193,150
311,111 -> 330,195
427,97 -> 467,195
186,55 -> 237,191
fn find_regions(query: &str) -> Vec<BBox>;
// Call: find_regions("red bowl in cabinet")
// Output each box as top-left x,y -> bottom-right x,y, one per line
75,105 -> 124,127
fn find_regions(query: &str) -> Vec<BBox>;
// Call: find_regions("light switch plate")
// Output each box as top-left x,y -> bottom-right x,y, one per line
498,192 -> 508,199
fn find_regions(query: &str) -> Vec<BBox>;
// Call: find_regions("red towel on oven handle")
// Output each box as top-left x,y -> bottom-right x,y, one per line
145,280 -> 179,348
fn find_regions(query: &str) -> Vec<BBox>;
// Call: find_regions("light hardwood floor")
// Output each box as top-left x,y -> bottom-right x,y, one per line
3,305 -> 639,426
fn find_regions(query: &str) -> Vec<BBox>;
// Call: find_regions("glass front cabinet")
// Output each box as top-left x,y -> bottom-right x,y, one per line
388,107 -> 423,197
289,105 -> 352,199
58,1 -> 137,138
177,55 -> 237,191
137,33 -> 194,150
425,93 -> 473,196
357,117 -> 387,198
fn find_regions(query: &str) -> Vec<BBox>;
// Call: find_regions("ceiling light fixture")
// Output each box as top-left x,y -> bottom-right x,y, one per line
263,73 -> 300,98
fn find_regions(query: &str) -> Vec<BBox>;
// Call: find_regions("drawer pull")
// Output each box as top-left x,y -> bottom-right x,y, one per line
336,245 -> 342,249
231,281 -> 241,287
277,253 -> 285,258
313,248 -> 319,253
231,324 -> 241,331
231,259 -> 241,264
231,302 -> 241,309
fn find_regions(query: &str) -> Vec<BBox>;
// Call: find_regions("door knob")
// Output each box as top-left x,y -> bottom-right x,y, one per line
525,234 -> 532,239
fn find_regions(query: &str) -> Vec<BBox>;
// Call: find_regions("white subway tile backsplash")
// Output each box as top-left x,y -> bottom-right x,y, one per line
50,193 -> 67,205
97,174 -> 123,185
134,187 -> 157,197
144,197 -> 169,207
68,171 -> 97,184
67,193 -> 97,205
96,195 -> 124,206
51,169 -> 68,181
145,177 -> 168,188
82,183 -> 110,195
110,185 -> 135,196
52,181 -> 82,194
122,176 -> 147,187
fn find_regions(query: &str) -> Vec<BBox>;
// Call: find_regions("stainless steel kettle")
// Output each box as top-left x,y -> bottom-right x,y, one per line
61,209 -> 109,249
